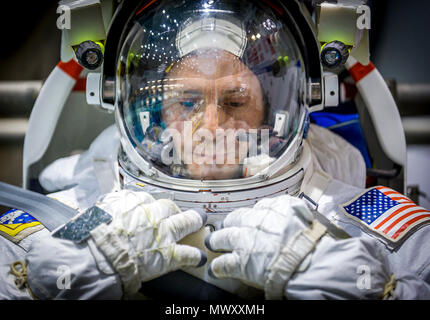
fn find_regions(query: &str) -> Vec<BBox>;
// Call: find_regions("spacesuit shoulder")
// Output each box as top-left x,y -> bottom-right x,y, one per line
0,189 -> 80,248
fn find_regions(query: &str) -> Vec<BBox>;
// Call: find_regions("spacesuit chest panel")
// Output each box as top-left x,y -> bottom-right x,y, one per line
140,270 -> 264,300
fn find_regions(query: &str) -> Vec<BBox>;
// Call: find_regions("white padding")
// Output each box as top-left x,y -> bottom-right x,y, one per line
176,17 -> 247,58
346,57 -> 406,166
23,65 -> 78,188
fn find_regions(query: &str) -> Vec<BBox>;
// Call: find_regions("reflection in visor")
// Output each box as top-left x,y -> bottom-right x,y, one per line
117,0 -> 306,180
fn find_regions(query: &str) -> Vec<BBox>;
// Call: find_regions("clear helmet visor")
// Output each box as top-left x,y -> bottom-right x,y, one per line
117,0 -> 307,181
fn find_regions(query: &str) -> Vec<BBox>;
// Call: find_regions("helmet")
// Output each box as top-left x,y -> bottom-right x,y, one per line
100,0 -> 324,213
95,0 -> 326,299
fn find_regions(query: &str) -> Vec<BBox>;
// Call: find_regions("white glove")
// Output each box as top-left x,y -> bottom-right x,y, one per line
90,190 -> 208,295
205,195 -> 392,300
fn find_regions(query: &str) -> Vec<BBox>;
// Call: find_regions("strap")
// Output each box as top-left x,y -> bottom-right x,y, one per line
90,223 -> 141,295
382,275 -> 396,300
0,182 -> 78,231
92,157 -> 119,195
300,169 -> 332,206
264,220 -> 327,300
312,208 -> 351,240
300,169 -> 352,240
10,260 -> 39,299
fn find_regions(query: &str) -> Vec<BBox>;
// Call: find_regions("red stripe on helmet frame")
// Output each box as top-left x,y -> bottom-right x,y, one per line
263,0 -> 284,15
57,59 -> 84,80
348,61 -> 376,83
73,78 -> 87,91
136,0 -> 158,16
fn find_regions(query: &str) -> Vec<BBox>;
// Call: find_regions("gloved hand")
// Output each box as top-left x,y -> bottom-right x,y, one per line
205,195 -> 393,300
90,189 -> 208,295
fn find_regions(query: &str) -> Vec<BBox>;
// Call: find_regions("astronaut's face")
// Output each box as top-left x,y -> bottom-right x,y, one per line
162,50 -> 265,179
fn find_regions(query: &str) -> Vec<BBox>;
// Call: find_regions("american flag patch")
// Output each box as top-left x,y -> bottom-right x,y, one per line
341,186 -> 430,244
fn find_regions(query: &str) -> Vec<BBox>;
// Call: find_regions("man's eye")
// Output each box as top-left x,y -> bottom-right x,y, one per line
221,97 -> 248,108
181,100 -> 197,108
220,93 -> 249,108
223,101 -> 245,107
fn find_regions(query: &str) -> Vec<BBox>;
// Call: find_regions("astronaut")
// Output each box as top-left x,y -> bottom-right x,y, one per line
1,0 -> 430,300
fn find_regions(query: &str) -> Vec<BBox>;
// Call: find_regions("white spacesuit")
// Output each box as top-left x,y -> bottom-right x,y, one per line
0,0 -> 429,300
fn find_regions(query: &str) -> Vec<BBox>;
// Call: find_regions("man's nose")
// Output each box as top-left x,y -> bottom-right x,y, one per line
201,102 -> 220,132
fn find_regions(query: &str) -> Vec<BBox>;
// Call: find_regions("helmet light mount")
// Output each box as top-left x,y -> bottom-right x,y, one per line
75,40 -> 105,70
320,40 -> 350,71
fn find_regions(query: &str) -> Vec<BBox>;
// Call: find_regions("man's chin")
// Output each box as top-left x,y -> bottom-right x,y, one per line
187,163 -> 241,180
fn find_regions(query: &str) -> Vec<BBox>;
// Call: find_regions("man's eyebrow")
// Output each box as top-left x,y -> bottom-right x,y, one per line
221,87 -> 248,95
182,89 -> 203,95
